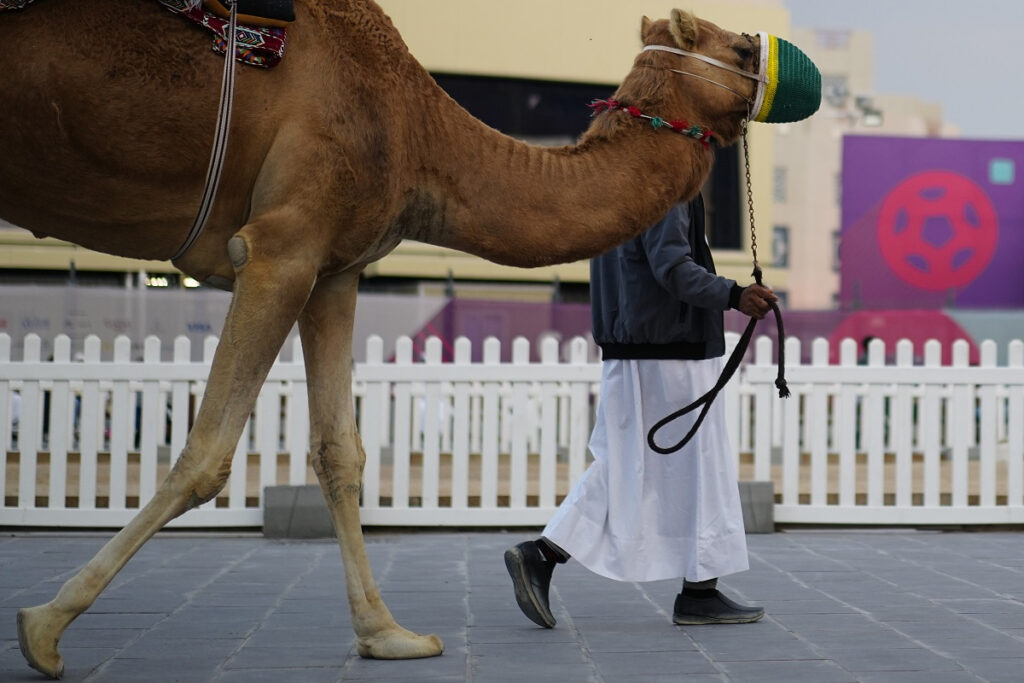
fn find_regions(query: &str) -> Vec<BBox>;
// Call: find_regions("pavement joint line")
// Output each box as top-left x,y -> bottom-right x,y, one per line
546,582 -> 606,683
5,531 -> 1024,682
762,535 -> 1024,676
916,559 -> 1024,601
82,540 -> 264,679
213,544 -> 333,680
746,546 -> 959,679
797,534 -> 1024,648
458,535 -> 473,683
5,561 -> 79,606
633,579 -> 727,679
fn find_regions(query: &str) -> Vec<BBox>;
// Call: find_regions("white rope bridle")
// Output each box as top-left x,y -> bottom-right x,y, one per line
170,0 -> 239,262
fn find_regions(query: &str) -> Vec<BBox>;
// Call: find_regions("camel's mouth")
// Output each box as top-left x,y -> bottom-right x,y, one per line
747,32 -> 822,124
742,32 -> 761,77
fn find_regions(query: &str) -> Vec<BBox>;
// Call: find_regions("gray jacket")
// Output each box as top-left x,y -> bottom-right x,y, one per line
590,195 -> 742,360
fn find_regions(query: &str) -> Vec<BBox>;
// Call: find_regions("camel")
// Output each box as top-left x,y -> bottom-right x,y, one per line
2,0 -> 771,677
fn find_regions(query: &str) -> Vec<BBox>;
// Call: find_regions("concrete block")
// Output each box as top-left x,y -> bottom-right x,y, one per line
262,485 -> 334,538
739,480 -> 775,533
263,480 -> 775,537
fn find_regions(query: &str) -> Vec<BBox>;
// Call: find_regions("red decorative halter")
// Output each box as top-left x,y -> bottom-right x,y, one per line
588,98 -> 713,148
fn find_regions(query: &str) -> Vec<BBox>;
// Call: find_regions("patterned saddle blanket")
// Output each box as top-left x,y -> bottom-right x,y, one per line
0,0 -> 287,68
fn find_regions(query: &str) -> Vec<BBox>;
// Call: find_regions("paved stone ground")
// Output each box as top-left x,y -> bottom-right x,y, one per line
1,530 -> 1024,682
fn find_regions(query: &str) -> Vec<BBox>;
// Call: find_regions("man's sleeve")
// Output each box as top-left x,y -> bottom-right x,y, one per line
640,202 -> 738,310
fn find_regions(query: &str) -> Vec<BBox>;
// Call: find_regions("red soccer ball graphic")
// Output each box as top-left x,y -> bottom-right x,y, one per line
876,170 -> 999,291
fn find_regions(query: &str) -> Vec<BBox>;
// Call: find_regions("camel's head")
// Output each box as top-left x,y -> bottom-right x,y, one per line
627,10 -> 821,145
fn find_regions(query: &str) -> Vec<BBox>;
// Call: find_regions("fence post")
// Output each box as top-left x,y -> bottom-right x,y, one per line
893,340 -> 914,508
450,337 -> 471,509
752,336 -> 774,483
169,336 -> 192,469
0,334 -> 9,506
781,337 -> 801,506
567,337 -> 590,487
286,336 -> 309,486
47,335 -> 72,510
360,335 -> 384,509
723,332 -> 741,473
979,341 -> 998,507
1009,341 -> 1024,507
78,336 -> 102,509
508,338 -> 530,510
950,340 -> 971,507
538,337 -> 560,509
837,338 -> 858,507
17,334 -> 41,509
392,336 -> 413,509
480,337 -> 501,508
809,338 -> 829,507
421,337 -> 443,510
864,338 -> 886,507
256,378 -> 281,506
139,336 -> 162,506
922,340 -> 942,507
107,336 -> 134,510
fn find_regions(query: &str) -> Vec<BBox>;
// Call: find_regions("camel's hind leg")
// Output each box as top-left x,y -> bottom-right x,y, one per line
18,228 -> 318,679
298,270 -> 443,659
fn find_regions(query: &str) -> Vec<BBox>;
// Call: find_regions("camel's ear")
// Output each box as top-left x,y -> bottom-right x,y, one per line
669,9 -> 698,49
640,16 -> 653,42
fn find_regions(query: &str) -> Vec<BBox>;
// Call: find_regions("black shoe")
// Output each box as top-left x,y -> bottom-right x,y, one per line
504,541 -> 556,628
672,590 -> 765,625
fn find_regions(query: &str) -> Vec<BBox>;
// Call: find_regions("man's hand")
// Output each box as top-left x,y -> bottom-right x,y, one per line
738,284 -> 778,320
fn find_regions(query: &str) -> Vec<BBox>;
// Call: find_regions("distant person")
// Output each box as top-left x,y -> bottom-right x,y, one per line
504,195 -> 776,628
859,335 -> 877,365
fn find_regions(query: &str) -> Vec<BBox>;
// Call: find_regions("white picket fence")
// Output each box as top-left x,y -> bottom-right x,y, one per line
743,336 -> 1024,525
1,331 -> 1023,528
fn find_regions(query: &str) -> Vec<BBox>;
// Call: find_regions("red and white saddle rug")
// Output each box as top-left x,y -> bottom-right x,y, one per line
1,0 -> 287,68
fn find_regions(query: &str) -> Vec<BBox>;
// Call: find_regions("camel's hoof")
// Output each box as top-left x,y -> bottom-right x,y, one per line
356,628 -> 444,659
17,606 -> 65,679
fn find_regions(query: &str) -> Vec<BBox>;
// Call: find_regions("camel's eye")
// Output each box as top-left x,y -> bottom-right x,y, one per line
733,45 -> 754,66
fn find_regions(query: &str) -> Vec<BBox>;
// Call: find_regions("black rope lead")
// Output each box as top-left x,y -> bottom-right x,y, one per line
647,266 -> 789,455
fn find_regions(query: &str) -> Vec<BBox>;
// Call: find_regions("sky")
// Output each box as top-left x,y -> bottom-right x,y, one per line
782,0 -> 1024,140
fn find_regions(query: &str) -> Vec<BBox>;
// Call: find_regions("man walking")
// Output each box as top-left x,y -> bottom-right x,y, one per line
505,195 -> 776,628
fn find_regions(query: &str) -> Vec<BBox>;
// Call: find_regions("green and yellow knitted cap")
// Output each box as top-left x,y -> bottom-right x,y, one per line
751,32 -> 822,123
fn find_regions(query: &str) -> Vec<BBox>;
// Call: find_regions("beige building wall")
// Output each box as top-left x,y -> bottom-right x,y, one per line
376,0 -> 789,84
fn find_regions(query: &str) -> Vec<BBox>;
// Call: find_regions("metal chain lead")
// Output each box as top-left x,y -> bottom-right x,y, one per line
646,106 -> 791,455
740,119 -> 760,277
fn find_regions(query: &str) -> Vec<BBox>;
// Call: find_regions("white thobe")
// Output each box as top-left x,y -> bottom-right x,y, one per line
542,356 -> 748,583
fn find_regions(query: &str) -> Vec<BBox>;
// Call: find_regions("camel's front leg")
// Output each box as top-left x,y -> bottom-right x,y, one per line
298,270 -> 443,659
18,228 -> 318,679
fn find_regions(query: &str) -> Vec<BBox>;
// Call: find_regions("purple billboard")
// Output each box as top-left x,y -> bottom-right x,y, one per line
840,136 -> 1024,309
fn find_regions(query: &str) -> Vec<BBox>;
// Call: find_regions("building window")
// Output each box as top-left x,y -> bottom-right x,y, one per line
815,30 -> 851,50
772,226 -> 789,268
822,74 -> 850,108
773,166 -> 788,203
832,230 -> 841,272
704,143 -> 742,250
431,73 -> 616,140
989,158 -> 1015,185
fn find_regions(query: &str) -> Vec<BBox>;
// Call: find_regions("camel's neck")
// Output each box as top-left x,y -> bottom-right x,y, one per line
305,2 -> 722,268
404,96 -> 714,268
